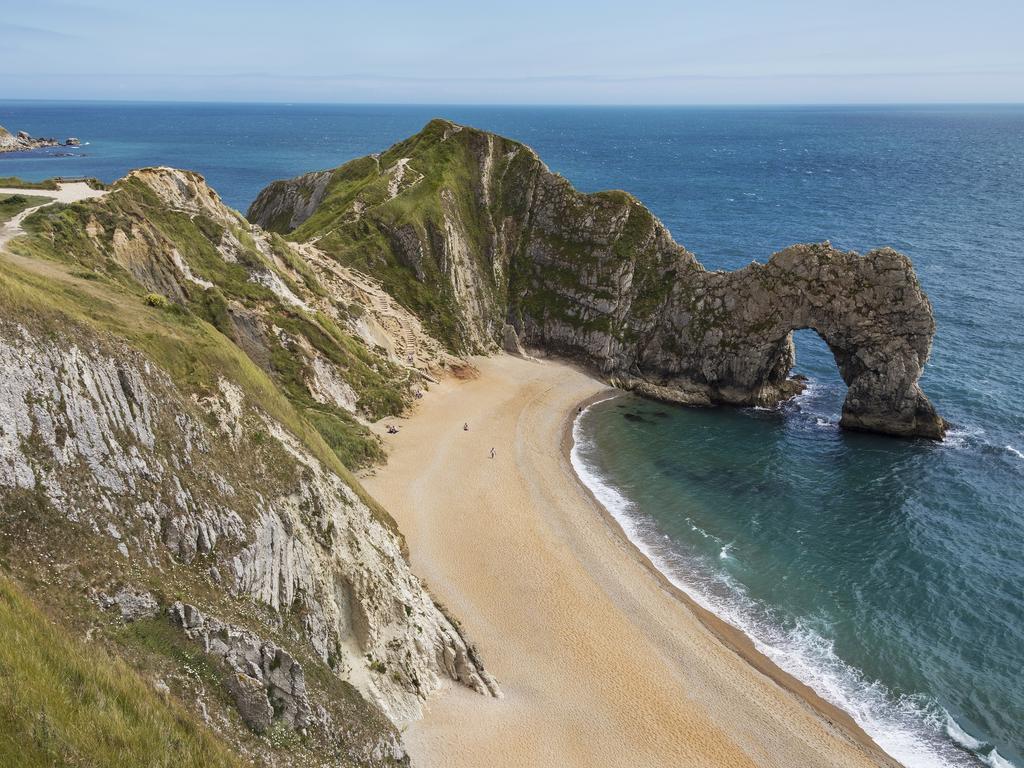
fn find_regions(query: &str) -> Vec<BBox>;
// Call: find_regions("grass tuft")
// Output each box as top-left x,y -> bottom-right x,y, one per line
0,572 -> 243,768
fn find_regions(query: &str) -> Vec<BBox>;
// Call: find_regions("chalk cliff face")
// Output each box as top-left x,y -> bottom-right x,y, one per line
0,167 -> 495,766
251,120 -> 945,439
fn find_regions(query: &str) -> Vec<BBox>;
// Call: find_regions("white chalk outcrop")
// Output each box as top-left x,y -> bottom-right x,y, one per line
0,319 -> 498,731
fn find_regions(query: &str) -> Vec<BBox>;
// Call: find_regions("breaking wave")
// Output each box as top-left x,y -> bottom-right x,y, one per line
570,400 -> 1015,768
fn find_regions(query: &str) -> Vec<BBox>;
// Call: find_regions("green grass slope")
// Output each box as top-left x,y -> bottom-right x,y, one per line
0,573 -> 242,768
251,120 -> 538,352
12,170 -> 410,471
0,194 -> 51,224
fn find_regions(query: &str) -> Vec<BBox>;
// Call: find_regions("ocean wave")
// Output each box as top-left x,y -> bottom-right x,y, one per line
943,424 -> 986,449
986,749 -> 1015,768
570,404 -> 1009,768
940,426 -> 1024,472
790,378 -> 827,410
783,378 -> 843,431
943,714 -> 1019,768
946,711 -> 986,751
685,517 -> 721,542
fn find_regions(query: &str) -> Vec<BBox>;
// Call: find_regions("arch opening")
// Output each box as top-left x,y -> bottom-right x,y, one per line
788,328 -> 848,420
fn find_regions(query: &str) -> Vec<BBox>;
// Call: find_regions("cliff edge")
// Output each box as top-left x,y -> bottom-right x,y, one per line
1,167 -> 497,767
250,120 -> 945,439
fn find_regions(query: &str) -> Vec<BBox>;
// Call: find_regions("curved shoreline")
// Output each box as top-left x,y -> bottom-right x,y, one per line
364,353 -> 902,767
562,391 -> 901,768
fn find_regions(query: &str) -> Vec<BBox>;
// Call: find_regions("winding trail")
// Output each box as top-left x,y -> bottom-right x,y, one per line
0,183 -> 107,251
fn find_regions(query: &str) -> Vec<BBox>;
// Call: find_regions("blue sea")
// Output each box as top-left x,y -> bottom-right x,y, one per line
2,101 -> 1022,767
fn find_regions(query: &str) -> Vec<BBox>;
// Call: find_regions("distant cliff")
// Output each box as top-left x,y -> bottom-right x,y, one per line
250,120 -> 945,439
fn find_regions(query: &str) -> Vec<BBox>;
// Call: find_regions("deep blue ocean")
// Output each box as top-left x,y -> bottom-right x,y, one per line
2,101 -> 1022,768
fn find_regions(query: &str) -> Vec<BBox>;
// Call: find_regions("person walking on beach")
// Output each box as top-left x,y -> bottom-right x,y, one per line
464,422 -> 469,431
490,447 -> 495,459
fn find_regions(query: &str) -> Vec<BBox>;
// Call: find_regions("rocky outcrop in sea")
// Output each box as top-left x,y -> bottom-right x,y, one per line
0,124 -> 80,153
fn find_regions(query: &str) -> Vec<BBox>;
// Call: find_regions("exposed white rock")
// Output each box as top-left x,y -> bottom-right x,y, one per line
291,241 -> 457,375
170,247 -> 214,288
440,188 -> 499,351
114,587 -> 160,621
386,158 -> 423,200
250,269 -> 310,310
308,354 -> 360,414
0,319 -> 498,731
126,167 -> 244,229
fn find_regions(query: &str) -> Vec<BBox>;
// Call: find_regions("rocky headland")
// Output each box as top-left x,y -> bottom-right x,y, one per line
0,119 -> 944,767
0,123 -> 80,153
250,119 -> 945,439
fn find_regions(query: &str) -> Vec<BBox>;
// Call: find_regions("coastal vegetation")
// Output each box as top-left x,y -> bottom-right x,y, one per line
0,176 -> 61,190
0,574 -> 243,768
0,120 -> 944,768
0,193 -> 51,224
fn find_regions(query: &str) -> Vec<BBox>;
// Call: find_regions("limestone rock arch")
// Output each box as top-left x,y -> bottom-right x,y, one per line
630,243 -> 946,438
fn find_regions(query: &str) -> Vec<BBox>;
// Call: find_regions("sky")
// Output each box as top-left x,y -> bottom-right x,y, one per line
1,0 -> 1022,104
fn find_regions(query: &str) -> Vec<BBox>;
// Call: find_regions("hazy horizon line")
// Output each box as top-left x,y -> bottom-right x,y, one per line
4,98 -> 1024,108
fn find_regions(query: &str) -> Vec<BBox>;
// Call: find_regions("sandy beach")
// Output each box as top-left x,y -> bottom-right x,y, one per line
362,354 -> 898,768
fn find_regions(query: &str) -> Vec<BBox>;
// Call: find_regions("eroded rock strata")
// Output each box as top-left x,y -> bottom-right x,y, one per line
0,315 -> 496,762
0,166 -> 497,766
251,119 -> 944,438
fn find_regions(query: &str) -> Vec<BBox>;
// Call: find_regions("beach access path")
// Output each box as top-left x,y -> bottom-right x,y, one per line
0,182 -> 106,251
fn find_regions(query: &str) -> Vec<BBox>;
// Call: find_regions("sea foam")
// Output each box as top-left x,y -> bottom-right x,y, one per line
570,400 -> 1017,768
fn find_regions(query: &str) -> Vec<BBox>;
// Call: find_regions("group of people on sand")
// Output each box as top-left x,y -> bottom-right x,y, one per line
385,420 -> 494,457
463,422 -> 496,459
385,389 -> 425,433
385,415 -> 494,458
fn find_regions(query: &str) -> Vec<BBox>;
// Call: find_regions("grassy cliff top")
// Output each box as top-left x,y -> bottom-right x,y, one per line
3,167 -> 404,528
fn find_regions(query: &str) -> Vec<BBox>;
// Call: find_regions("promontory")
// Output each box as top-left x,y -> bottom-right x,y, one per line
250,119 -> 945,438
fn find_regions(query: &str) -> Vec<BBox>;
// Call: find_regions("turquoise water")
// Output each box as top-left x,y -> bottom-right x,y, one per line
2,101 -> 1022,767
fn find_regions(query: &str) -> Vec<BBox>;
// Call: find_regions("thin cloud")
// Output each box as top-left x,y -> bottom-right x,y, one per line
0,22 -> 78,40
